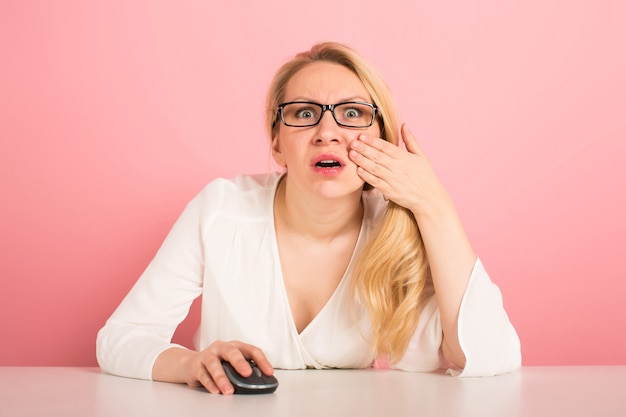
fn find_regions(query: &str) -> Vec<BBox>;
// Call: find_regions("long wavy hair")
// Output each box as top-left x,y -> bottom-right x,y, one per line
265,42 -> 433,364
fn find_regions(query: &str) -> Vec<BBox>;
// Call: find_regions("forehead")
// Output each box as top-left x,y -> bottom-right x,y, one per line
284,61 -> 371,102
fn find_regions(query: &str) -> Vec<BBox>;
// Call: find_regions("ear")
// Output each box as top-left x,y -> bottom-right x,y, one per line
271,134 -> 287,168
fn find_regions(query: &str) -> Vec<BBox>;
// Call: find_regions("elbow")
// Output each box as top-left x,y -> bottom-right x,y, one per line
442,337 -> 466,370
95,326 -> 112,374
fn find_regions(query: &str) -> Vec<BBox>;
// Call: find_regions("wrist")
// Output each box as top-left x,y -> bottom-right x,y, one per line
153,346 -> 196,383
410,194 -> 456,225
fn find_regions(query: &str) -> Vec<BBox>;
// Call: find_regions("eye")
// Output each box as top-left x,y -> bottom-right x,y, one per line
333,103 -> 375,127
343,107 -> 362,118
287,103 -> 321,121
296,108 -> 316,119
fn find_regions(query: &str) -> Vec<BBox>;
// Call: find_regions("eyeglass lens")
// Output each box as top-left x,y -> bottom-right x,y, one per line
281,102 -> 374,127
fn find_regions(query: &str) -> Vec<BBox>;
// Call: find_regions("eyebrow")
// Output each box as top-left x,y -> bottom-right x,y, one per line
285,96 -> 372,103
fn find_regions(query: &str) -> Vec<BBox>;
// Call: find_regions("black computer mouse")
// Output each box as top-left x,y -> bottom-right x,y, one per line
221,359 -> 279,394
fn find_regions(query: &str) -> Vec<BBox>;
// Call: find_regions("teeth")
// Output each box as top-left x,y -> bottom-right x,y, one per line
316,159 -> 341,168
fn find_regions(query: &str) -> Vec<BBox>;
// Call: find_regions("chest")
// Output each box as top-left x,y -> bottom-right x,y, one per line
276,230 -> 360,334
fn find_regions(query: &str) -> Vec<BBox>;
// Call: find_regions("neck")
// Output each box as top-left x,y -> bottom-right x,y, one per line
274,175 -> 363,242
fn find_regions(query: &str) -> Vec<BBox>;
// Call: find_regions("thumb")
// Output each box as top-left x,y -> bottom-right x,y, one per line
401,123 -> 423,155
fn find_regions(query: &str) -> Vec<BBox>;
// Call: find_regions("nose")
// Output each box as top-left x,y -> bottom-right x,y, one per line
313,110 -> 342,145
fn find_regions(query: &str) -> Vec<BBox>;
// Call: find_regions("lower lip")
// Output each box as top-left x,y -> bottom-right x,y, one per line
312,165 -> 344,176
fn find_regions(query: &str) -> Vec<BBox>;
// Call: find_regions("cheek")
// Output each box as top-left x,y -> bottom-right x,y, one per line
370,120 -> 383,140
272,135 -> 306,168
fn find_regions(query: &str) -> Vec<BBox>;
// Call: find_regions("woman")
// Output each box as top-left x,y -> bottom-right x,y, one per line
96,42 -> 521,395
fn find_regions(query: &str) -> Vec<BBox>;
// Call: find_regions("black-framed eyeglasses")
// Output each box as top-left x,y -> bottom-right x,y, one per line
276,101 -> 379,128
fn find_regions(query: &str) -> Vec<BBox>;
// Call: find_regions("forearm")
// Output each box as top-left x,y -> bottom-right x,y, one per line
412,197 -> 476,368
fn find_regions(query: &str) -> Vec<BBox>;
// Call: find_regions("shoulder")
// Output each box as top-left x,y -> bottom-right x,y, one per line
201,172 -> 280,194
193,172 -> 282,218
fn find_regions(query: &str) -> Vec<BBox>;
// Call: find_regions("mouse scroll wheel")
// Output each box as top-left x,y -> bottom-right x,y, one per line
253,367 -> 263,378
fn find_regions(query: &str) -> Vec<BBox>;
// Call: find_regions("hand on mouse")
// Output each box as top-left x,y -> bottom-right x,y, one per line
152,340 -> 274,395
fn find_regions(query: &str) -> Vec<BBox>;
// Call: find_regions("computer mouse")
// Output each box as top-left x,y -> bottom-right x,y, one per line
221,359 -> 279,394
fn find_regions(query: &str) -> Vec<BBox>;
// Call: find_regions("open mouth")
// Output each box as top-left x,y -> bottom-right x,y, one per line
315,159 -> 342,168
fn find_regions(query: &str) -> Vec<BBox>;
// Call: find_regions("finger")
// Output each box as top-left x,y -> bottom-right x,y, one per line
354,133 -> 402,157
245,347 -> 275,376
203,356 -> 235,395
349,140 -> 392,188
356,166 -> 390,193
195,368 -> 221,394
187,356 -> 222,394
349,148 -> 393,182
228,342 -> 274,376
350,133 -> 408,175
230,356 -> 253,377
349,136 -> 395,174
401,124 -> 423,155
216,343 -> 252,377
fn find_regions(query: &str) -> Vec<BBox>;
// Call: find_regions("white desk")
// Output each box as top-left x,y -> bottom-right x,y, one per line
1,367 -> 624,416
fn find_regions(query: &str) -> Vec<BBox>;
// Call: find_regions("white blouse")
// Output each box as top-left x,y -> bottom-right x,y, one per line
96,172 -> 521,379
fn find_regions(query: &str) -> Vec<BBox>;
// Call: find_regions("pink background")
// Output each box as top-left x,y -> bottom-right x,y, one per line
1,1 -> 625,366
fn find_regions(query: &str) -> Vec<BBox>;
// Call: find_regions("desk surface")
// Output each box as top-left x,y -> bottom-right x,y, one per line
1,366 -> 625,417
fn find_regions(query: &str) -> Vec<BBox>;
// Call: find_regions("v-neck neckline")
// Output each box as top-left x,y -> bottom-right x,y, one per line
268,172 -> 368,338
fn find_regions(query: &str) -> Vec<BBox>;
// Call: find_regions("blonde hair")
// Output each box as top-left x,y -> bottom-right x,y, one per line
265,42 -> 433,364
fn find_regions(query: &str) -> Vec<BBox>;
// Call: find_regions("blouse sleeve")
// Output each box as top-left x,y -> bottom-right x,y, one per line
96,185 -> 214,380
392,258 -> 522,377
